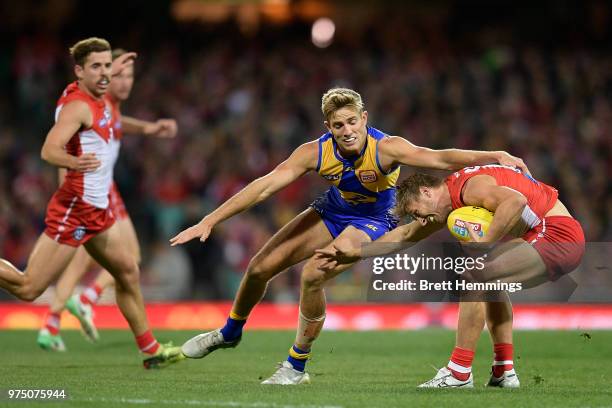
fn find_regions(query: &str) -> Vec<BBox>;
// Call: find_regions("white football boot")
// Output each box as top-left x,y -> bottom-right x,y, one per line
65,295 -> 99,342
486,368 -> 520,388
181,329 -> 241,359
418,367 -> 474,388
261,361 -> 311,385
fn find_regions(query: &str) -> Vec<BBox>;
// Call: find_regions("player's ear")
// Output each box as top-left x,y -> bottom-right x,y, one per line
362,110 -> 368,124
74,65 -> 84,80
324,120 -> 331,132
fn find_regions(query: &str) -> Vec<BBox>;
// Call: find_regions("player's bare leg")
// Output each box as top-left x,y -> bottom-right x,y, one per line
485,297 -> 520,388
50,247 -> 97,313
84,223 -> 182,368
262,226 -> 369,385
61,217 -> 137,343
182,208 -> 333,359
0,234 -> 78,301
38,247 -> 97,350
471,238 -> 548,287
420,239 -> 544,388
232,208 -> 332,317
0,234 -> 78,352
418,301 -> 483,388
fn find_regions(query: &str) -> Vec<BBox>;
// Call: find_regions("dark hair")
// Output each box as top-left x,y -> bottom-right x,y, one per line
394,173 -> 444,217
69,37 -> 111,66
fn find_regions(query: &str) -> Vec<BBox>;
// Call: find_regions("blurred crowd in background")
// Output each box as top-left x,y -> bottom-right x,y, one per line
0,0 -> 610,301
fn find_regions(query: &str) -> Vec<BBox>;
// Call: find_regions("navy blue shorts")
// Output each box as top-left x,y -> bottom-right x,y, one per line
310,195 -> 398,241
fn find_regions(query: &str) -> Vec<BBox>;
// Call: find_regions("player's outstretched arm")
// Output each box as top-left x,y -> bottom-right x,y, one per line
377,136 -> 531,175
121,116 -> 178,138
316,221 -> 443,270
462,175 -> 528,243
41,101 -> 101,172
170,141 -> 318,246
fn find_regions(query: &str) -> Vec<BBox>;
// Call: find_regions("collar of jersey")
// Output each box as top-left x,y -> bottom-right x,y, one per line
332,128 -> 370,164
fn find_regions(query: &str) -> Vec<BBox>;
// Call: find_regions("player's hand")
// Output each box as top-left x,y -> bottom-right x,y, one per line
170,220 -> 213,246
111,52 -> 137,76
74,153 -> 101,173
463,222 -> 485,242
144,119 -> 178,138
496,151 -> 531,176
315,245 -> 360,271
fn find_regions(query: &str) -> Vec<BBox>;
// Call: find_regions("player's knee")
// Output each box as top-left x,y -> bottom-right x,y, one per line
16,281 -> 45,302
301,261 -> 327,290
245,256 -> 275,282
112,258 -> 140,287
132,246 -> 142,265
467,260 -> 499,283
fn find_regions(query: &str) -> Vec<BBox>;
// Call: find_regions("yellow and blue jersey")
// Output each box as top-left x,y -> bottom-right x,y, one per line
311,126 -> 400,240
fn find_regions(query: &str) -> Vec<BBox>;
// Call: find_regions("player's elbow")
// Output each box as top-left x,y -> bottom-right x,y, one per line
40,145 -> 51,163
510,194 -> 528,210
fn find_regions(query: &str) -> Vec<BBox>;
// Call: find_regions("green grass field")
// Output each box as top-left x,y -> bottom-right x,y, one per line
0,329 -> 611,408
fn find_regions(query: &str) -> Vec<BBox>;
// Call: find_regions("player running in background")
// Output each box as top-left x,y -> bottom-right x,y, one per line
37,48 -> 178,351
317,165 -> 585,388
0,38 -> 183,368
170,88 -> 529,384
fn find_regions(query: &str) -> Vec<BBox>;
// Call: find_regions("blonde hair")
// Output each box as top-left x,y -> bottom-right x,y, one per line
69,37 -> 111,66
321,88 -> 365,121
111,48 -> 127,61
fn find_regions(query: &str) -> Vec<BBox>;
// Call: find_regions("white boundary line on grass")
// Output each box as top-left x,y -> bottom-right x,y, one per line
78,397 -> 343,408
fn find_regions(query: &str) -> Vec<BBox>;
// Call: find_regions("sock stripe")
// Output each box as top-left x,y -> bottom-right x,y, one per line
229,311 -> 248,320
493,360 -> 514,366
448,360 -> 471,373
140,340 -> 159,352
288,347 -> 310,360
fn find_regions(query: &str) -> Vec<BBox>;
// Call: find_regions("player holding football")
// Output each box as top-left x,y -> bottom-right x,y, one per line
0,38 -> 183,368
37,48 -> 178,351
170,88 -> 529,384
316,165 -> 585,387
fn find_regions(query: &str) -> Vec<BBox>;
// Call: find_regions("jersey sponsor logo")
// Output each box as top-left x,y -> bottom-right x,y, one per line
322,173 -> 341,181
358,170 -> 377,183
73,226 -> 86,241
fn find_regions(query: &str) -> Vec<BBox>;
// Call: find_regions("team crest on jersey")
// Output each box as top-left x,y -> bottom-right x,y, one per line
98,107 -> 112,128
73,226 -> 86,241
358,170 -> 377,183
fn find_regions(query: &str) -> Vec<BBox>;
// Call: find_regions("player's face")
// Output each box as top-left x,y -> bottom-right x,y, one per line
406,186 -> 451,225
109,64 -> 134,101
325,107 -> 368,156
75,51 -> 112,98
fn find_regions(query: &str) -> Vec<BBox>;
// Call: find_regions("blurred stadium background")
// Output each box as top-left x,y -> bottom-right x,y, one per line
0,0 -> 610,330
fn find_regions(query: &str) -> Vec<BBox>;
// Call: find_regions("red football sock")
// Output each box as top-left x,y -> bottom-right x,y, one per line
447,346 -> 474,381
493,343 -> 514,377
44,312 -> 62,335
80,283 -> 103,306
135,330 -> 160,355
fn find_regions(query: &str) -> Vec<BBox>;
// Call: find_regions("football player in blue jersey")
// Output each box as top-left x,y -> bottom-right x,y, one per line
170,87 -> 528,384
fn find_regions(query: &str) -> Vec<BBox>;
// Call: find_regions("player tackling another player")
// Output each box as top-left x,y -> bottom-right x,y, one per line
317,164 -> 585,388
170,88 -> 529,384
37,48 -> 178,352
0,37 -> 182,368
